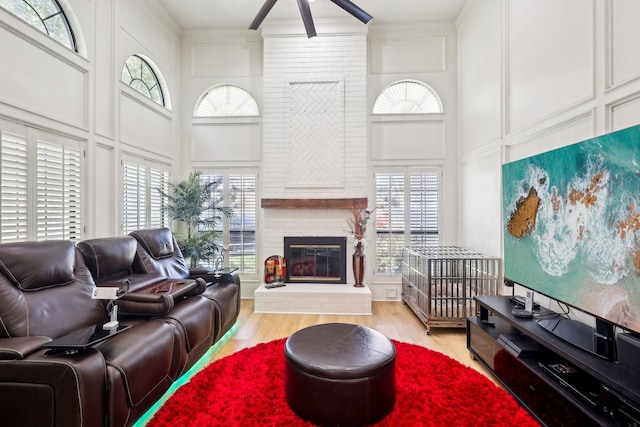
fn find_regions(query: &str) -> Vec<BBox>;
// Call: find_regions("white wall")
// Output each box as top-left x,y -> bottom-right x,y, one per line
457,0 -> 640,292
0,0 -> 182,238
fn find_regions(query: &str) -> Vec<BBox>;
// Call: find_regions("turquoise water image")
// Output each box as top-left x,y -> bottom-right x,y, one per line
503,125 -> 640,330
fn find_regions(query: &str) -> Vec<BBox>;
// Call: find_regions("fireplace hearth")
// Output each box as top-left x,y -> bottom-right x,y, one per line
284,237 -> 347,284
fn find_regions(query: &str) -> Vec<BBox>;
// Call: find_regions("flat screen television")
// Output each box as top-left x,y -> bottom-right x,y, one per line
503,124 -> 640,356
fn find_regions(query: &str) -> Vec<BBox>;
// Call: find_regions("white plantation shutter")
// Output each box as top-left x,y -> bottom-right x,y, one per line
122,157 -> 170,234
375,173 -> 405,274
228,173 -> 256,272
36,140 -> 83,241
149,167 -> 169,228
410,173 -> 439,247
122,161 -> 146,234
1,132 -> 28,242
199,171 -> 258,273
375,169 -> 440,274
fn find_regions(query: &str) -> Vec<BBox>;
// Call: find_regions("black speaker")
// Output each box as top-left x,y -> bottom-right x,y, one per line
594,320 -> 615,360
617,333 -> 640,373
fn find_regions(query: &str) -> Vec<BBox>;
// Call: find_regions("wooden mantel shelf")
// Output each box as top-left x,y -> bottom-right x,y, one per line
261,198 -> 367,209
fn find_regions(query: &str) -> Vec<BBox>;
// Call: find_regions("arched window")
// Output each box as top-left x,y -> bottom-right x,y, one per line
121,55 -> 165,106
0,0 -> 76,51
373,80 -> 443,114
194,84 -> 260,117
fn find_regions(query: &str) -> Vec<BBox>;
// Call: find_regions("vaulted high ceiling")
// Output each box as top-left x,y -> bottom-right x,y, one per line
155,0 -> 466,31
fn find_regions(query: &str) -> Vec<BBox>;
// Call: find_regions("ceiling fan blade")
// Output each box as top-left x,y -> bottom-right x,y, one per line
249,0 -> 279,30
330,0 -> 373,24
296,0 -> 317,38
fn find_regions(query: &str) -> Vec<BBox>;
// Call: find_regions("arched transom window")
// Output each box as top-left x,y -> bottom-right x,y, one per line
0,0 -> 76,51
121,55 -> 165,106
194,85 -> 260,117
373,80 -> 443,114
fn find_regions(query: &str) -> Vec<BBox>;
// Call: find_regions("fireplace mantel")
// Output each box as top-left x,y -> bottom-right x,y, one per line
261,198 -> 367,209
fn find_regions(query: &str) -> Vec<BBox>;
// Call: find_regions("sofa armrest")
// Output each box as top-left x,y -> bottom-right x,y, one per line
117,291 -> 174,316
0,347 -> 107,427
189,268 -> 240,286
0,336 -> 52,360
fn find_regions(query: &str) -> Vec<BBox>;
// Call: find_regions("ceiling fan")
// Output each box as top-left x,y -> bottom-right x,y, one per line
249,0 -> 373,38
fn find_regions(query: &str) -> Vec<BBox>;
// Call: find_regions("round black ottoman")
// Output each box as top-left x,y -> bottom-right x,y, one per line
284,323 -> 396,426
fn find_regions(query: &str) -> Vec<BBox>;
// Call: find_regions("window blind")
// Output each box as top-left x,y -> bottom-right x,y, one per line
36,141 -> 83,241
1,132 -> 28,242
228,173 -> 256,272
122,161 -> 146,234
149,167 -> 169,229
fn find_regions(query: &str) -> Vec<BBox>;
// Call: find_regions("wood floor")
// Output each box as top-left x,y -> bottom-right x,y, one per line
201,299 -> 495,382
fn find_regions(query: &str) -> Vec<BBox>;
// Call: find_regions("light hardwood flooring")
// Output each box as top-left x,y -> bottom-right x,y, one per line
201,299 -> 495,383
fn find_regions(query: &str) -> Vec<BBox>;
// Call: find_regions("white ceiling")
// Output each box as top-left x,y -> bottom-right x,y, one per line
154,0 -> 467,31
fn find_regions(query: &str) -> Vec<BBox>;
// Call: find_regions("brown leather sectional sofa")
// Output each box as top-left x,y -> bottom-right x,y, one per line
0,228 -> 240,427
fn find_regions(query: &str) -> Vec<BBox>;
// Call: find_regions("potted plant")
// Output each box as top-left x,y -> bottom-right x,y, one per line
160,170 -> 232,268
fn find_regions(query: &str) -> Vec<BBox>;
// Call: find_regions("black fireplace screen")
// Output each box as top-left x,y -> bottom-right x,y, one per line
284,237 -> 347,284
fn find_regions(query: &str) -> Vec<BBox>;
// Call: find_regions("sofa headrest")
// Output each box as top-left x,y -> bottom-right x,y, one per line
129,228 -> 175,259
0,240 -> 75,291
77,236 -> 137,279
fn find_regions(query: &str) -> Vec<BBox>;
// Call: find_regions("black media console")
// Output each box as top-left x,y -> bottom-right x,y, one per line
467,296 -> 640,427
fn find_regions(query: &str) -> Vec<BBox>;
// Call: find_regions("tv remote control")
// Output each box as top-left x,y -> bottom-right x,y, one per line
265,283 -> 286,289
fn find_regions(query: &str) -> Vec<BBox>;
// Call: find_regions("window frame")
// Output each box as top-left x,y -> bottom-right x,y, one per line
0,0 -> 77,51
121,154 -> 170,235
0,120 -> 85,242
121,54 -> 166,107
372,79 -> 444,115
194,84 -> 260,118
198,169 -> 258,276
373,166 -> 441,277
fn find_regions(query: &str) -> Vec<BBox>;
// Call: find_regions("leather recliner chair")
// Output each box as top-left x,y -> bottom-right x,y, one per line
129,227 -> 241,341
77,236 -> 217,379
0,240 -> 181,427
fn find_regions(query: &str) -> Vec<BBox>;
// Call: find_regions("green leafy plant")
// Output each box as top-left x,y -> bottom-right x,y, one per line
160,170 -> 232,268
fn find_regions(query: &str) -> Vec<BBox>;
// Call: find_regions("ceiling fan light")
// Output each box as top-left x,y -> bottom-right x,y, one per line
329,0 -> 373,24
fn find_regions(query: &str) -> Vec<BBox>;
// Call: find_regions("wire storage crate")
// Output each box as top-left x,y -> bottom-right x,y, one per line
402,246 -> 501,334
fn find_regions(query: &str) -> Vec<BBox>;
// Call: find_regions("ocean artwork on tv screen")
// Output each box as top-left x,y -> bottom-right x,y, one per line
503,125 -> 640,334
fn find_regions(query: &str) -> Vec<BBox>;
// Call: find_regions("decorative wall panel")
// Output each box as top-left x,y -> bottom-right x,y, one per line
370,120 -> 445,160
285,80 -> 344,188
0,28 -> 87,129
191,122 -> 261,161
608,0 -> 640,88
370,36 -> 446,74
507,0 -> 594,133
611,95 -> 640,131
191,42 -> 262,78
119,92 -> 172,153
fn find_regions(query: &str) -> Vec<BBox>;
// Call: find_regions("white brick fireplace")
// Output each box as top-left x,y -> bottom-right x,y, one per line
255,20 -> 372,314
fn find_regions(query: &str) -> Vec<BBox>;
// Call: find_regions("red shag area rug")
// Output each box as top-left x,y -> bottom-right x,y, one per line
148,339 -> 540,427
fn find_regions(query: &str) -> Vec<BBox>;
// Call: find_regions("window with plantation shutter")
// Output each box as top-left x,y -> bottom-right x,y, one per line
36,140 -> 83,241
375,169 -> 440,274
1,132 -> 28,242
122,156 -> 170,235
199,171 -> 257,274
